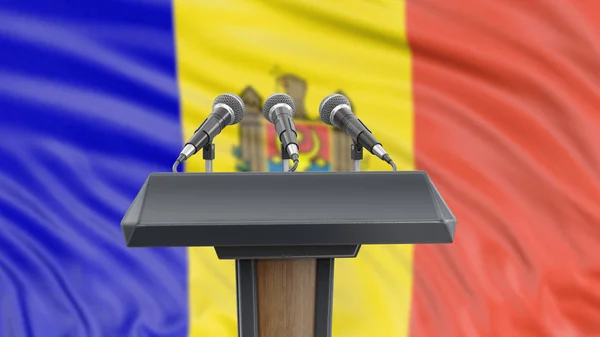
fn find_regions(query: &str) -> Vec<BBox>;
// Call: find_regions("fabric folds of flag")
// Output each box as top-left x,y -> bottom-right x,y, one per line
407,1 -> 600,336
0,1 -> 188,337
1,0 -> 600,336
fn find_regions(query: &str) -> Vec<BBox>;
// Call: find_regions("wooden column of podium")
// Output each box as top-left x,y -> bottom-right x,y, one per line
256,259 -> 316,335
232,257 -> 334,337
121,171 -> 456,337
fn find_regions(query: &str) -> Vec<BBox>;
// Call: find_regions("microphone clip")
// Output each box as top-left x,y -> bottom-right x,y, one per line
350,142 -> 363,160
203,143 -> 215,160
203,143 -> 215,173
281,143 -> 291,161
350,142 -> 363,172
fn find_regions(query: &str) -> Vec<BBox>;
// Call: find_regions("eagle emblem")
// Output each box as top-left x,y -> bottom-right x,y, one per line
233,73 -> 357,172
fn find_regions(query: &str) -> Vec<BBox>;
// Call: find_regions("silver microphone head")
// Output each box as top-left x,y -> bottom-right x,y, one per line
213,93 -> 245,125
262,93 -> 296,122
319,94 -> 351,125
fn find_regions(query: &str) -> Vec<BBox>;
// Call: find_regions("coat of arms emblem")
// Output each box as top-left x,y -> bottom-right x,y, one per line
233,73 -> 358,172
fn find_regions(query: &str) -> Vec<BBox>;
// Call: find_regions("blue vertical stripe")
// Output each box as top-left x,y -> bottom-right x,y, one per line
0,1 -> 187,336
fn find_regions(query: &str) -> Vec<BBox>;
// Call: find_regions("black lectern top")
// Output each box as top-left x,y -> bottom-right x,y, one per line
121,171 -> 456,247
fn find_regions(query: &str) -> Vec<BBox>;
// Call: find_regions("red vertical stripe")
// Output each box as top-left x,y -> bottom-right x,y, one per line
408,1 -> 600,336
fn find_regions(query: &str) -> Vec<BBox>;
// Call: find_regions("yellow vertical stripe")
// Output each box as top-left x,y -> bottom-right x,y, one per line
173,1 -> 414,336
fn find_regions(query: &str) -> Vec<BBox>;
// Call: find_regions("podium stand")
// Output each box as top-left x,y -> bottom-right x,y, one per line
121,171 -> 456,337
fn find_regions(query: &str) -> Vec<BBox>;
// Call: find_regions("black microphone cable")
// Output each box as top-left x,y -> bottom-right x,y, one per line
382,154 -> 398,171
172,159 -> 182,172
289,158 -> 299,172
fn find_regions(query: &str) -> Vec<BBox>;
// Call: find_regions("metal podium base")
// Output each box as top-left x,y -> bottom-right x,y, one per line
313,258 -> 335,336
236,259 -> 259,336
221,245 -> 357,337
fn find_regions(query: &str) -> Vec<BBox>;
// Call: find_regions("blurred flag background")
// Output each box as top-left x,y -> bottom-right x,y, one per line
1,0 -> 600,336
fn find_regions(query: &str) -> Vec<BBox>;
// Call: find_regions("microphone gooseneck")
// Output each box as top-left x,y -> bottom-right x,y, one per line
319,93 -> 397,171
262,93 -> 300,171
173,93 -> 245,170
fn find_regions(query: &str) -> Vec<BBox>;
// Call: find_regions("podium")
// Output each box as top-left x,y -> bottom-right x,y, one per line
121,171 -> 456,337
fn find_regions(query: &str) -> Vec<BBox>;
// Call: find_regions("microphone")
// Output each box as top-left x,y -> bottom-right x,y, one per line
172,93 -> 244,171
319,94 -> 397,170
262,93 -> 300,172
